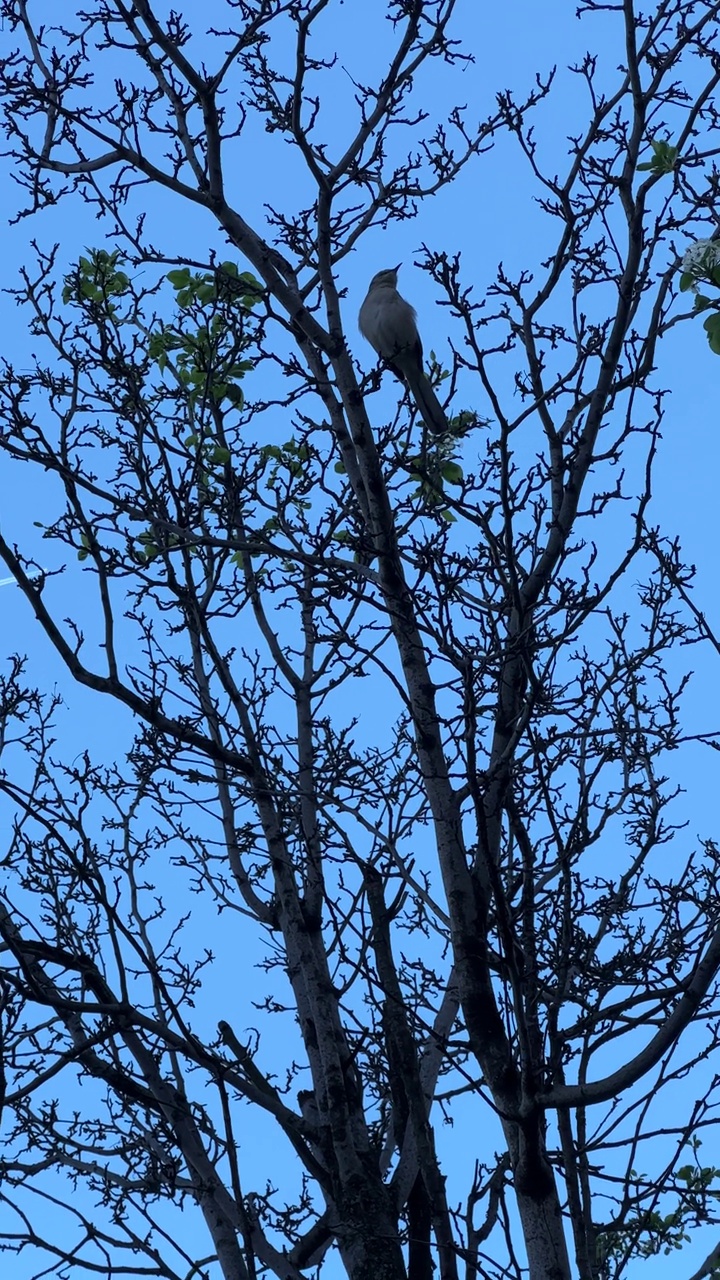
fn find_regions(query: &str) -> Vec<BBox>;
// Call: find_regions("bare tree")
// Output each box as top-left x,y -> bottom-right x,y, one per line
0,3 -> 720,1280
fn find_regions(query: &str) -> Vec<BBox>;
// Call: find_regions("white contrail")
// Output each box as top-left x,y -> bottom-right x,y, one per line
0,571 -> 47,588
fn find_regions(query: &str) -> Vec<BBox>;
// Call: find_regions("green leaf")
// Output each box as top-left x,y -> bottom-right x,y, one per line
638,138 -> 678,175
704,313 -> 720,354
239,272 -> 264,298
105,270 -> 129,297
167,268 -> 192,288
679,272 -> 696,293
441,462 -> 464,485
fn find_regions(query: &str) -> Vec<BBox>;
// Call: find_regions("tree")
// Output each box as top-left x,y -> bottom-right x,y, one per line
0,2 -> 719,1279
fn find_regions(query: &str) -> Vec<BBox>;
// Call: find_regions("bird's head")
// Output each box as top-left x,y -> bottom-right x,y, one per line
368,264 -> 401,290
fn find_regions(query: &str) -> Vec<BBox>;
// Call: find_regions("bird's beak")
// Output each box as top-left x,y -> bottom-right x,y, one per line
394,263 -> 402,273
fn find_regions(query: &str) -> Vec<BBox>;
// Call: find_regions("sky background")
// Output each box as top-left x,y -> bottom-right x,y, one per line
0,2 -> 719,1278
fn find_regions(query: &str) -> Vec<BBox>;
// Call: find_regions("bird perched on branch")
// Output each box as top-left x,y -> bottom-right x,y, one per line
359,265 -> 448,435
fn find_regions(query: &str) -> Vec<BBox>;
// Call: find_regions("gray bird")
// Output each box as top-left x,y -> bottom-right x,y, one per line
358,265 -> 448,435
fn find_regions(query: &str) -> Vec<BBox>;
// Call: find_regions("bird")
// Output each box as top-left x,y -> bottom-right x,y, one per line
358,265 -> 449,435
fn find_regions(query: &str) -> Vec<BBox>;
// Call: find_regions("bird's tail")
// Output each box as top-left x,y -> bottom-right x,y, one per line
404,366 -> 448,435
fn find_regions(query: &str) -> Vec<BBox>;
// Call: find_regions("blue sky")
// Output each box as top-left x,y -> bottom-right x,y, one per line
1,3 -> 719,1278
